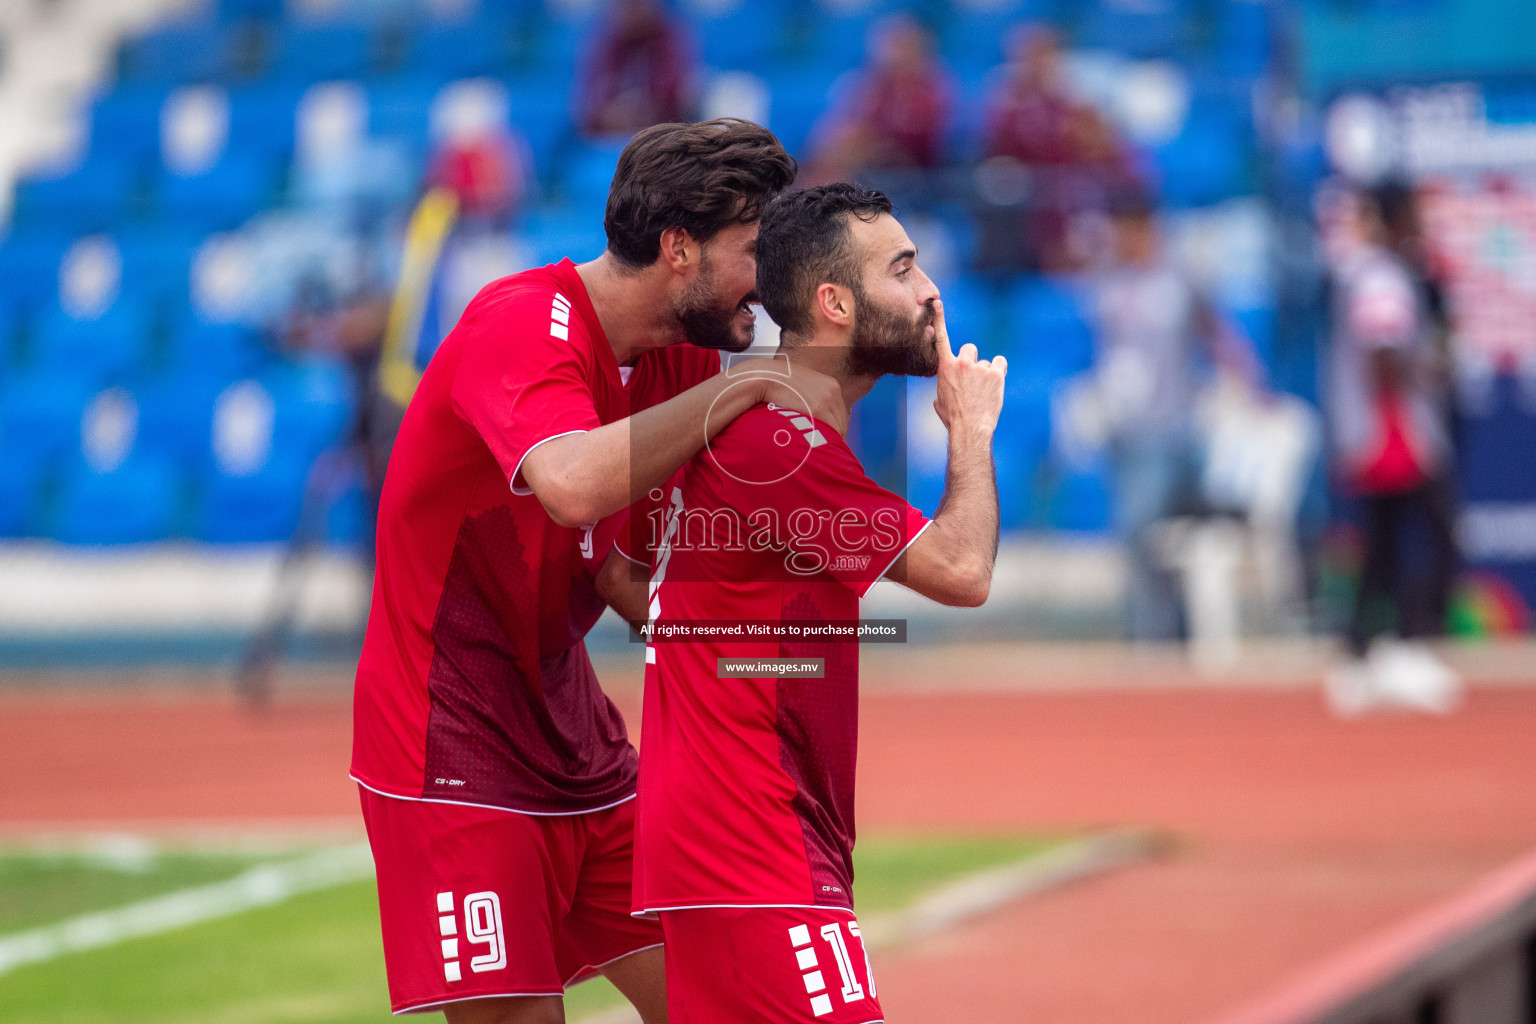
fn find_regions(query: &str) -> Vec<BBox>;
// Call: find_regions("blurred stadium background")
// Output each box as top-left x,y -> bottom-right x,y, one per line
3,0 -> 1536,1021
0,0 -> 1533,657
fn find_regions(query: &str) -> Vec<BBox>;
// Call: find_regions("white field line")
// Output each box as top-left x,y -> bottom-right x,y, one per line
858,827 -> 1158,950
577,828 -> 1158,1024
0,842 -> 374,977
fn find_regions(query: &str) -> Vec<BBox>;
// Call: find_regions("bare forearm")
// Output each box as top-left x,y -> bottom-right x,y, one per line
525,372 -> 765,526
929,430 -> 1001,585
595,549 -> 650,631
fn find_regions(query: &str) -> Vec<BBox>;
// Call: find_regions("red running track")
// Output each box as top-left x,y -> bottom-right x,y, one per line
3,674 -> 1536,1023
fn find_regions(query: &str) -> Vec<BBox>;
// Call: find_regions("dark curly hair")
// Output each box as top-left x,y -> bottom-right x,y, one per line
604,119 -> 797,269
755,183 -> 893,340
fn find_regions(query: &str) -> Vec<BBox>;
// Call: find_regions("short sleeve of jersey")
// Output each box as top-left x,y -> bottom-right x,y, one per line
715,406 -> 930,597
449,281 -> 602,492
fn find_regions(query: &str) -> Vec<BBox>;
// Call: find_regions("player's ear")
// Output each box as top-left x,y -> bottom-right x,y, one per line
817,283 -> 853,328
658,227 -> 695,275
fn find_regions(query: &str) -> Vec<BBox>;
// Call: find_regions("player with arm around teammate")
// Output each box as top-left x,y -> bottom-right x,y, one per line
604,183 -> 1006,1022
351,120 -> 847,1024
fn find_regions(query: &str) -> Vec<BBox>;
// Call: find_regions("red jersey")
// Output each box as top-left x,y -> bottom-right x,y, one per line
351,259 -> 718,815
627,403 -> 930,913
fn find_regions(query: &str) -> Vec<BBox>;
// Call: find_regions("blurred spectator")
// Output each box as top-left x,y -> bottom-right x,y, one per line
1323,183 -> 1461,714
277,236 -> 394,502
578,0 -> 696,137
984,27 -> 1075,169
1089,197 -> 1256,642
1373,180 -> 1457,438
1065,106 -> 1141,207
808,14 -> 952,182
979,27 -> 1142,272
427,79 -> 530,227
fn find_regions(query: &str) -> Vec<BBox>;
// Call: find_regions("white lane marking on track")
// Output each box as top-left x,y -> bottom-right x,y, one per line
0,842 -> 374,977
855,828 -> 1158,950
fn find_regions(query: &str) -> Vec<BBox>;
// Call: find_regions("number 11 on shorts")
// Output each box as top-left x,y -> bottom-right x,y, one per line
788,920 -> 875,1018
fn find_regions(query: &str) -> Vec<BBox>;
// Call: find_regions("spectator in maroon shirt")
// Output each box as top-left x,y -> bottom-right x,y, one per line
578,0 -> 696,137
984,25 -> 1076,169
809,14 -> 953,181
979,25 -> 1142,271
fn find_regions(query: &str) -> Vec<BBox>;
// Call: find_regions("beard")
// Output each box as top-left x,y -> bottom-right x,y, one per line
671,251 -> 753,353
846,286 -> 939,378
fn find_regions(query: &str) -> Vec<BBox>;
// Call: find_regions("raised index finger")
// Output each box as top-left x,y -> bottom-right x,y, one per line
933,298 -> 955,364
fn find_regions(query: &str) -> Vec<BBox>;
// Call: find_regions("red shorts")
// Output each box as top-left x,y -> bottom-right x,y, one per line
359,786 -> 663,1014
660,906 -> 883,1023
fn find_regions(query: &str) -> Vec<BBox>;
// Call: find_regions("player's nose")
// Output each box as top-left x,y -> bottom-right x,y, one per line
915,265 -> 940,306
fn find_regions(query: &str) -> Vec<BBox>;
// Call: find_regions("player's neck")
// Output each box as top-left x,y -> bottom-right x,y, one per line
781,342 -> 877,411
576,255 -> 684,365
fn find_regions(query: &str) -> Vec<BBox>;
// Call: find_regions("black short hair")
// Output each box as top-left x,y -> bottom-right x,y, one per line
605,118 -> 797,269
755,183 -> 893,339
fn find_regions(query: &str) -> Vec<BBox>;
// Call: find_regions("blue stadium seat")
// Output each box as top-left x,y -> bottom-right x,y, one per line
268,24 -> 375,82
763,71 -> 836,159
1155,107 -> 1252,208
368,77 -> 438,150
165,318 -> 265,382
405,16 -> 517,78
154,154 -> 278,230
0,373 -> 96,464
119,20 -> 234,84
216,0 -> 284,21
118,229 -> 202,307
1049,461 -> 1113,532
0,297 -> 22,369
688,2 -> 787,71
0,233 -> 69,311
517,209 -> 609,267
931,274 -> 998,354
1080,0 -> 1193,59
30,301 -> 154,384
0,452 -> 48,536
194,453 -> 311,543
507,79 -> 574,184
323,468 -> 371,547
1218,1 -> 1273,77
227,84 -> 303,163
52,457 -> 181,545
266,359 -> 356,460
847,374 -> 905,492
787,3 -> 883,67
12,156 -> 139,233
562,140 -> 625,209
1003,277 -> 1095,379
940,0 -> 1055,74
999,370 -> 1054,456
991,370 -> 1055,529
993,427 -> 1046,531
88,87 -> 168,165
945,75 -> 992,164
136,373 -> 223,467
900,378 -> 947,518
530,6 -> 598,79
